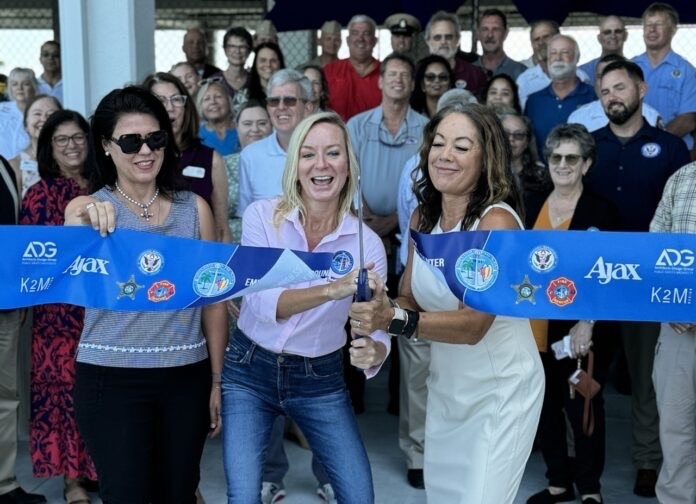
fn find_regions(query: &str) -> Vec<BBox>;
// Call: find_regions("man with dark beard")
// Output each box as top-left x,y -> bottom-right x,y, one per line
586,58 -> 690,499
524,34 -> 595,154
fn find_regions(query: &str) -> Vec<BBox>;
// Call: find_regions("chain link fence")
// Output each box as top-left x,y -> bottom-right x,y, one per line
2,1 -> 695,88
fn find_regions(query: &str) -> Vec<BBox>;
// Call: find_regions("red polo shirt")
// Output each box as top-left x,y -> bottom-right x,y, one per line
325,58 -> 381,121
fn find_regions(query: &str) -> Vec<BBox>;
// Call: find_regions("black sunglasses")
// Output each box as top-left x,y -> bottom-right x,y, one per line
109,130 -> 168,154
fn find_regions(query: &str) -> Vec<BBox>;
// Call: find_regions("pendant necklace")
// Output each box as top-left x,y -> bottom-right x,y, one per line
115,182 -> 159,221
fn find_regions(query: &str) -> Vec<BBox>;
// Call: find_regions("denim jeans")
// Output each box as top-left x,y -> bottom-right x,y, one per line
221,329 -> 374,504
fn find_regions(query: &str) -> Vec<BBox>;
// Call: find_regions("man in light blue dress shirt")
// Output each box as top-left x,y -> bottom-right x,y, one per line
633,2 -> 696,150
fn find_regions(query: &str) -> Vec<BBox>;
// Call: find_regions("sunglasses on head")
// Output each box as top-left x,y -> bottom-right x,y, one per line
109,130 -> 168,154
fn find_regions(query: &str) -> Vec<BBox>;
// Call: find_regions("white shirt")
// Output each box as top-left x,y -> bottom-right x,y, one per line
37,75 -> 63,104
0,101 -> 29,160
567,99 -> 663,132
517,64 -> 591,111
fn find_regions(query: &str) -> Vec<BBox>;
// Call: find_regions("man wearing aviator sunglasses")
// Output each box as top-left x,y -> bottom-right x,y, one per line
238,69 -> 312,215
579,16 -> 628,83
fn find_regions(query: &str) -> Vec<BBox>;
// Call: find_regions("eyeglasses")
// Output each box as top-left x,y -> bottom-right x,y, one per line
266,96 -> 303,108
549,153 -> 583,166
431,33 -> 456,42
424,73 -> 450,83
505,130 -> 528,142
52,133 -> 87,147
199,76 -> 224,86
225,43 -> 249,52
109,130 -> 168,154
601,28 -> 625,36
155,94 -> 187,108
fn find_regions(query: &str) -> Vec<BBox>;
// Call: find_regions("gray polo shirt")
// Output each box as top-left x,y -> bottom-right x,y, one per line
347,105 -> 428,216
474,54 -> 527,81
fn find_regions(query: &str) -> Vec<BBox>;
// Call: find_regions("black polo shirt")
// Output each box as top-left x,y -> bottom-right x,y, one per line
587,120 -> 691,231
0,156 -> 17,225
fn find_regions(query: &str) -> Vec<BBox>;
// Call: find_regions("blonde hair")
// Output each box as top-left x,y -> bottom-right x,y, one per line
273,112 -> 359,227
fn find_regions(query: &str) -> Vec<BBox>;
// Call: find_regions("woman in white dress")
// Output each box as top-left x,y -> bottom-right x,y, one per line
350,102 -> 544,504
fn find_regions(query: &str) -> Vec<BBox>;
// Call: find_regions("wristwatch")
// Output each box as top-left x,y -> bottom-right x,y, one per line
387,307 -> 408,337
387,307 -> 420,339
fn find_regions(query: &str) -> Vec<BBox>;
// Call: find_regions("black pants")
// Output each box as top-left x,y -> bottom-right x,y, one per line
539,349 -> 610,495
74,360 -> 211,504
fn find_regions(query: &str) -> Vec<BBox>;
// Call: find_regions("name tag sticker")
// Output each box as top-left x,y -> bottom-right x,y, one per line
182,165 -> 205,178
20,159 -> 38,172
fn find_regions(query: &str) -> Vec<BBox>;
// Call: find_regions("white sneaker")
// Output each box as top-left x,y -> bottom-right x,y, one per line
316,483 -> 337,504
261,481 -> 286,503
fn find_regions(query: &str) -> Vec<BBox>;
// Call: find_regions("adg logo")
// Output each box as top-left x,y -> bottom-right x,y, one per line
655,249 -> 694,275
22,241 -> 57,265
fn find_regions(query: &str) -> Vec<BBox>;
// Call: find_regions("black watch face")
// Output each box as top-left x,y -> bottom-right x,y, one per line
388,318 -> 407,335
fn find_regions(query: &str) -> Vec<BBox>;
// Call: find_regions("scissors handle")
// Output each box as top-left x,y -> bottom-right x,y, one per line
355,268 -> 372,302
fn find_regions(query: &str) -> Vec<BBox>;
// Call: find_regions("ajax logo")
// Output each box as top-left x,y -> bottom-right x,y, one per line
584,257 -> 641,285
63,256 -> 110,276
455,249 -> 499,292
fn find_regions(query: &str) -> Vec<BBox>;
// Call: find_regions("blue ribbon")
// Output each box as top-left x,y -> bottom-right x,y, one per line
1,225 -> 333,311
411,229 -> 696,322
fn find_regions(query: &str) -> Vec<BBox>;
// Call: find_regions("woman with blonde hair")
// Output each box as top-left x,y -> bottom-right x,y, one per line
221,112 -> 389,503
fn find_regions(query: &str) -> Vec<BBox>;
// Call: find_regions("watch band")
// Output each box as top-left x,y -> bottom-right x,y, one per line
402,309 -> 420,339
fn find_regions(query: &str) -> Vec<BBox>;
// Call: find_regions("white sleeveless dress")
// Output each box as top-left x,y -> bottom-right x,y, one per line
411,203 -> 544,504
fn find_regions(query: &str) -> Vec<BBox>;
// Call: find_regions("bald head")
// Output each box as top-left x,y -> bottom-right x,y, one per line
183,28 -> 208,65
597,15 -> 627,55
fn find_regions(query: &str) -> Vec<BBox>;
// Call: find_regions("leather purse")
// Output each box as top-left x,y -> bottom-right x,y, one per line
568,350 -> 600,436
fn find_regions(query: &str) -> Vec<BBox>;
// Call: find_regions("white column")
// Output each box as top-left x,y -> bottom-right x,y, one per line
58,0 -> 155,116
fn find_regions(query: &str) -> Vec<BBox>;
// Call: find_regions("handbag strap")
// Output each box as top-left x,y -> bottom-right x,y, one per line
0,157 -> 18,223
582,350 -> 595,436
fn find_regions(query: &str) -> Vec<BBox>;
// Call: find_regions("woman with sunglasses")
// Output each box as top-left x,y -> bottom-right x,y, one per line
143,72 -> 232,243
526,124 -> 620,504
20,110 -> 97,504
63,86 -> 227,504
410,55 -> 454,118
196,79 -> 239,156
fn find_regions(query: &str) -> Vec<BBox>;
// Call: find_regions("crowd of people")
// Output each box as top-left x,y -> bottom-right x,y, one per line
1,2 -> 695,504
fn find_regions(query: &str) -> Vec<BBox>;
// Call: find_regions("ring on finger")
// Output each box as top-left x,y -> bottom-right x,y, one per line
85,202 -> 96,210
356,320 -> 362,328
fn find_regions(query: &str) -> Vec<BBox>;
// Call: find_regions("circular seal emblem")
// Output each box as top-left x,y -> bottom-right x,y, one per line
671,68 -> 681,79
192,263 -> 235,297
641,142 -> 661,158
331,250 -> 354,275
455,79 -> 468,90
529,245 -> 557,273
455,249 -> 499,292
137,249 -> 164,275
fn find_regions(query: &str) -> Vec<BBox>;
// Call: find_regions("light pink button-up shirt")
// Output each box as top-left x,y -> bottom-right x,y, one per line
238,198 -> 390,377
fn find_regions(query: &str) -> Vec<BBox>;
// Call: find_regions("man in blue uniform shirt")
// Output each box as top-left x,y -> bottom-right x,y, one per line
633,2 -> 696,150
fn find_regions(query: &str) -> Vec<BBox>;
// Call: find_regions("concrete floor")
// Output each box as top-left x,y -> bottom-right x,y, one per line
13,367 -> 658,504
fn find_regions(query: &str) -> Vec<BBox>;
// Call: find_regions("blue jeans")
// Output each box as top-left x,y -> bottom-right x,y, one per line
221,329 -> 374,504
